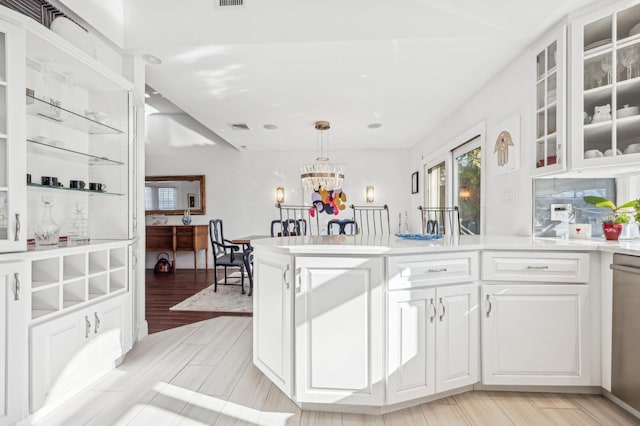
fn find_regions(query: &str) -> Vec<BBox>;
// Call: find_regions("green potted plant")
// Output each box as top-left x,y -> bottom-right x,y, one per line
583,196 -> 639,241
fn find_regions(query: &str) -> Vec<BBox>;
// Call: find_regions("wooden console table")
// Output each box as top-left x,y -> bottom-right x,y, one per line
146,225 -> 208,271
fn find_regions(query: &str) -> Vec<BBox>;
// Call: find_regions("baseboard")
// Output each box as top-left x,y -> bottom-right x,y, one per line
473,383 -> 602,394
602,389 -> 640,420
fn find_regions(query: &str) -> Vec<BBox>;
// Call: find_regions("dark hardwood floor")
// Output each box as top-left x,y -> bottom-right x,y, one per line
145,269 -> 251,334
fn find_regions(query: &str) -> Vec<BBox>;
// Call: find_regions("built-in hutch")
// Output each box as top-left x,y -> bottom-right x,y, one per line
0,6 -> 135,424
534,1 -> 640,174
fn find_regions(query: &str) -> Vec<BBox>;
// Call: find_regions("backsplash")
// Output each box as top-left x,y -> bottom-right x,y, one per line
533,178 -> 616,237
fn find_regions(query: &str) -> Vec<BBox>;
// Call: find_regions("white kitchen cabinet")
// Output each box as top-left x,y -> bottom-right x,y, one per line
532,24 -> 568,175
0,18 -> 26,253
252,250 -> 294,396
0,260 -> 26,426
570,1 -> 640,169
481,284 -> 590,386
387,283 -> 478,404
295,256 -> 384,406
482,251 -> 590,283
30,292 -> 130,413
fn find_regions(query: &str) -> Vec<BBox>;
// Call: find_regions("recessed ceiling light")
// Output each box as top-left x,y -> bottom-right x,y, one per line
142,53 -> 162,65
368,123 -> 383,129
144,93 -> 151,98
263,124 -> 278,130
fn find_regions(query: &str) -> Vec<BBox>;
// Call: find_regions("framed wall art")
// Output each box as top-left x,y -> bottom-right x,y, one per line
411,171 -> 419,194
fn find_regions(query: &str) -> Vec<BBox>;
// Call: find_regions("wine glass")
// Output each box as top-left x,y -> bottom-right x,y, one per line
601,56 -> 613,84
590,62 -> 606,88
620,47 -> 640,80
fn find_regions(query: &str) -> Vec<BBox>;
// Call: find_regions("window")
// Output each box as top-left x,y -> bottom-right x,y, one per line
144,186 -> 178,211
453,139 -> 481,235
423,134 -> 483,235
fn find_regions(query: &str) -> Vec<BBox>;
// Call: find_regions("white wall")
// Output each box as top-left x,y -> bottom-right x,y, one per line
410,46 -> 534,237
55,0 -> 124,48
145,137 -> 411,269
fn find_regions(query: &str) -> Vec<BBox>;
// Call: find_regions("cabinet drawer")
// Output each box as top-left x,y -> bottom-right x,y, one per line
388,252 -> 478,290
482,251 -> 590,283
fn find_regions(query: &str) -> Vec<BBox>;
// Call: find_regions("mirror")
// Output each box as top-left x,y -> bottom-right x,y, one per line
145,175 -> 206,215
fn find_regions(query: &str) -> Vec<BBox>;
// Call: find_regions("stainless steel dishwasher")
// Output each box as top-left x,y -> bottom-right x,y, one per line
611,253 -> 640,413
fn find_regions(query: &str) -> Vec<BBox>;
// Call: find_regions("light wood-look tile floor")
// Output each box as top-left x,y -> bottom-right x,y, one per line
30,317 -> 640,426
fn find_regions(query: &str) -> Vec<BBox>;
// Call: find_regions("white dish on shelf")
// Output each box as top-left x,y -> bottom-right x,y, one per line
585,38 -> 611,50
584,149 -> 604,158
623,143 -> 640,154
604,148 -> 622,156
617,105 -> 640,118
630,23 -> 640,36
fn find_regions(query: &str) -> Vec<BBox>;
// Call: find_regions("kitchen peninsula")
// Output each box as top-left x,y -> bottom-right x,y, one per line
252,235 -> 638,415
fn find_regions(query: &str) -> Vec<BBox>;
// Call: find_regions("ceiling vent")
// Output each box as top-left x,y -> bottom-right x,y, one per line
229,123 -> 250,130
218,0 -> 244,6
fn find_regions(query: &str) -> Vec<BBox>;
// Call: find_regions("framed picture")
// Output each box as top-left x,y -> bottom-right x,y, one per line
411,171 -> 419,194
187,193 -> 196,208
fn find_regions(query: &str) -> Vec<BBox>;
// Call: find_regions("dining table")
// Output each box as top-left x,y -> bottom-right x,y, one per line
229,235 -> 270,296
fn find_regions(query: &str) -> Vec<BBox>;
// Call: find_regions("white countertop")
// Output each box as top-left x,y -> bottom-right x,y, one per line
252,234 -> 640,256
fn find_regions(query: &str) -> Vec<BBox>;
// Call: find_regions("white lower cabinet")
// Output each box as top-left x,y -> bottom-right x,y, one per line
387,283 -> 479,404
0,261 -> 26,426
295,256 -> 384,406
252,250 -> 293,396
481,284 -> 589,386
30,292 -> 131,413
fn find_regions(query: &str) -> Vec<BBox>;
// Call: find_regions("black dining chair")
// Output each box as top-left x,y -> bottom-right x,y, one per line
270,219 -> 300,237
327,219 -> 358,235
243,245 -> 254,297
209,219 -> 246,294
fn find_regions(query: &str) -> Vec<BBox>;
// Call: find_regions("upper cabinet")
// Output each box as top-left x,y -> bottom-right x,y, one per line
0,8 -> 133,253
0,19 -> 26,252
533,25 -> 567,175
570,1 -> 640,169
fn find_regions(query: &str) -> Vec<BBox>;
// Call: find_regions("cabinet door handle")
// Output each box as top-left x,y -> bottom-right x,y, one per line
429,298 -> 436,322
439,298 -> 446,322
526,265 -> 549,270
14,213 -> 20,241
426,267 -> 447,273
282,265 -> 290,289
14,273 -> 20,301
486,294 -> 492,318
94,312 -> 101,334
85,316 -> 91,338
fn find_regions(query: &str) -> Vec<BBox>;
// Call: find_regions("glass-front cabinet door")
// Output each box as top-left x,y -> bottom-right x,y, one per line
533,25 -> 567,175
571,2 -> 640,168
0,19 -> 26,253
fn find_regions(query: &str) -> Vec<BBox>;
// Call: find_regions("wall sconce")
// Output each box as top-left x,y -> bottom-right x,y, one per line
365,186 -> 375,203
459,186 -> 471,200
276,186 -> 285,204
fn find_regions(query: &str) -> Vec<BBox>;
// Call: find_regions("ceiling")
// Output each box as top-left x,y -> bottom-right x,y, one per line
124,0 -> 595,152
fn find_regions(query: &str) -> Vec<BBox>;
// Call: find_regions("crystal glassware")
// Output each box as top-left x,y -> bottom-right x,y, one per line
620,47 -> 640,80
600,56 -> 613,85
34,197 -> 59,246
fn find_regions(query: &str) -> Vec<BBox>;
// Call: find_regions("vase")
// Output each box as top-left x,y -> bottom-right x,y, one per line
603,223 -> 623,241
182,208 -> 192,225
34,198 -> 59,246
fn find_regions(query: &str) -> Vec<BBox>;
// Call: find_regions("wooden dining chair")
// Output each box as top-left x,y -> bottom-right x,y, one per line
209,219 -> 246,294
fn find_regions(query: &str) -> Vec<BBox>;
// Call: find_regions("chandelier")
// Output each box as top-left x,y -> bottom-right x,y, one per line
300,121 -> 345,191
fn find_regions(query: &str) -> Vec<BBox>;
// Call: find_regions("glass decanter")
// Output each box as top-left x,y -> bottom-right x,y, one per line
68,202 -> 89,244
34,197 -> 60,246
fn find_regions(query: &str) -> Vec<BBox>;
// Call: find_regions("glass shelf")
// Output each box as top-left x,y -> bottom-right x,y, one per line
27,139 -> 124,166
26,94 -> 124,135
27,183 -> 124,196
